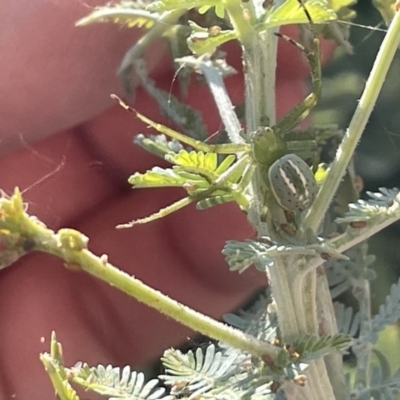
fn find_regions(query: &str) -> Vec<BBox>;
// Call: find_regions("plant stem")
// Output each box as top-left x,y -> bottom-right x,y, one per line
0,189 -> 280,361
62,248 -> 279,358
197,60 -> 244,144
223,0 -> 256,50
40,354 -> 72,400
329,199 -> 400,254
316,271 -> 349,400
233,1 -> 338,398
353,277 -> 373,388
225,0 -> 279,133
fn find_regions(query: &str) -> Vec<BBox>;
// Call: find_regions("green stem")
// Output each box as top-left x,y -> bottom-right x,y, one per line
354,279 -> 373,389
40,354 -> 73,400
61,248 -> 278,358
267,257 -> 301,340
302,270 -> 318,334
0,189 -> 280,361
225,0 -> 279,133
316,272 -> 349,400
329,208 -> 400,254
304,9 -> 400,233
223,0 -> 257,50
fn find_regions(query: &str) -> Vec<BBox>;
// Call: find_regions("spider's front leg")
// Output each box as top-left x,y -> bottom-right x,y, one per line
111,94 -> 249,155
273,3 -> 322,137
194,154 -> 256,211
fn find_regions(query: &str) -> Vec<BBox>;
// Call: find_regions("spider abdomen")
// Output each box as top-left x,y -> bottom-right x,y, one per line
268,154 -> 318,212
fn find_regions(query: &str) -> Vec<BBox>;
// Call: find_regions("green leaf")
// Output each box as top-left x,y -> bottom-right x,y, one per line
147,0 -> 221,12
166,151 -> 237,185
373,276 -> 400,335
223,290 -> 279,342
125,149 -> 243,224
223,239 -> 344,273
294,334 -> 352,362
336,188 -> 400,226
188,28 -> 237,55
40,332 -> 80,400
76,7 -> 157,28
134,134 -> 184,159
372,348 -> 392,383
261,0 -> 337,28
223,240 -> 273,273
40,354 -> 80,400
198,3 -> 226,18
334,302 -> 360,336
160,344 -> 245,398
167,150 -> 218,170
214,4 -> 226,19
129,150 -> 234,190
69,363 -> 174,400
128,167 -> 188,188
187,0 -> 337,55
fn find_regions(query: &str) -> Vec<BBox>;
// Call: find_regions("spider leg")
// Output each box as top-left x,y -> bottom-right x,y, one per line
111,94 -> 249,154
193,154 -> 254,210
273,0 -> 322,136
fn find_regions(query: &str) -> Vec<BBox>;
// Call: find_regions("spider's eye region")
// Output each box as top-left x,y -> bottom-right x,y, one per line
268,154 -> 318,212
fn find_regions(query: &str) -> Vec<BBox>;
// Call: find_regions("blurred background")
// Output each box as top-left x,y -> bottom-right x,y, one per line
315,0 -> 400,369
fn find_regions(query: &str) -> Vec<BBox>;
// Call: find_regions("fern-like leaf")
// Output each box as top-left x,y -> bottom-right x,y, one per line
352,356 -> 400,400
293,334 -> 352,362
160,344 -> 281,399
189,28 -> 236,55
134,134 -> 184,159
334,302 -> 360,337
223,240 -> 274,273
40,354 -> 80,400
223,239 -> 346,273
372,348 -> 392,383
120,148 -> 245,226
168,150 -> 233,174
259,0 -> 337,28
128,150 -> 236,190
326,243 -> 376,298
160,344 -> 246,398
40,332 -> 81,400
128,166 -> 190,188
223,290 -> 279,342
198,3 -> 226,19
188,0 -> 337,55
76,5 -> 157,28
71,364 -> 174,400
147,0 -> 223,13
372,276 -> 400,335
336,188 -> 400,226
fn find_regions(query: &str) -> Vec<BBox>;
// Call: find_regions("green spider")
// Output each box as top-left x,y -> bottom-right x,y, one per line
114,4 -> 326,237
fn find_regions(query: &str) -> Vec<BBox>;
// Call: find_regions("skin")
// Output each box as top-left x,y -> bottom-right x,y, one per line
0,1 -> 334,398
